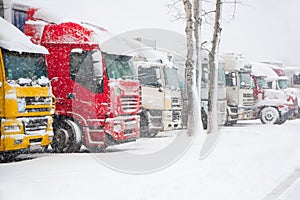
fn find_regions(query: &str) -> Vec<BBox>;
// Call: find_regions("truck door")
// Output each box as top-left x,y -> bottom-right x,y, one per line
70,49 -> 105,119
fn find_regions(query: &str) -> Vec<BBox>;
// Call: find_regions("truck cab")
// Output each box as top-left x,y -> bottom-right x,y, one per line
250,62 -> 297,124
0,17 -> 53,160
252,62 -> 299,119
201,56 -> 229,129
221,53 -> 255,121
135,60 -> 182,137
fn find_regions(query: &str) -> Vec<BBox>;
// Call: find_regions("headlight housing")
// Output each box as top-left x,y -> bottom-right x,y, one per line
17,98 -> 26,113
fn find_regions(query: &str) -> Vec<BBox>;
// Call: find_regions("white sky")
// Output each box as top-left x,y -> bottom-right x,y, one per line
15,0 -> 300,66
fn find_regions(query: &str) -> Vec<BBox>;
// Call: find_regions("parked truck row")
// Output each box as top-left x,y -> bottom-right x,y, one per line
1,0 -> 300,161
222,53 -> 298,125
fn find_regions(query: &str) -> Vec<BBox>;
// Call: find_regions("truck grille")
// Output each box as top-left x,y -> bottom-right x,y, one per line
120,95 -> 139,113
242,93 -> 256,106
23,118 -> 48,135
26,108 -> 51,113
243,93 -> 253,98
218,101 -> 226,113
22,97 -> 52,114
25,97 -> 52,105
172,110 -> 181,122
171,97 -> 182,110
171,98 -> 182,122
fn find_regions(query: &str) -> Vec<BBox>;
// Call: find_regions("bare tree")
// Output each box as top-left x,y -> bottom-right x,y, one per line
194,0 -> 203,99
207,0 -> 222,134
182,0 -> 197,136
171,0 -> 240,135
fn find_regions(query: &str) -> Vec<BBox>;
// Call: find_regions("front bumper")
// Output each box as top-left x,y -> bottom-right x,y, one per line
105,115 -> 140,142
0,117 -> 53,152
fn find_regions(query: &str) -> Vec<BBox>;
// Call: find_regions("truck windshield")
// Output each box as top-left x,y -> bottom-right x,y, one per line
201,63 -> 209,87
2,48 -> 48,81
164,67 -> 180,90
138,66 -> 161,87
293,74 -> 300,85
225,71 -> 237,87
278,79 -> 289,89
239,72 -> 251,89
256,77 -> 269,89
104,53 -> 136,80
218,63 -> 226,86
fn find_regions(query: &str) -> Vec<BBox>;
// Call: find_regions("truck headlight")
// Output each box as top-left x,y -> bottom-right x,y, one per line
4,125 -> 21,133
17,98 -> 26,113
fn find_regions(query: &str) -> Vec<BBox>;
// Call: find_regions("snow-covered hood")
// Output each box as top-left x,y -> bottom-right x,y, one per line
255,98 -> 292,108
284,88 -> 300,96
264,89 -> 288,101
0,17 -> 48,54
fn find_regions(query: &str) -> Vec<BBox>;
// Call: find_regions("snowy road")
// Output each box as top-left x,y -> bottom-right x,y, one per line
1,119 -> 300,200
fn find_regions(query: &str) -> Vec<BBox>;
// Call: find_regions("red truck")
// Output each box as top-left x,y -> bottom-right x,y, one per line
7,6 -> 141,152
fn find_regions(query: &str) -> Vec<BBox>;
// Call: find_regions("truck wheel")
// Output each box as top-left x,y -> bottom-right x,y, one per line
201,107 -> 208,130
140,110 -> 151,137
276,117 -> 287,125
51,119 -> 82,153
0,152 -> 18,162
260,107 -> 279,124
140,121 -> 159,137
225,111 -> 237,126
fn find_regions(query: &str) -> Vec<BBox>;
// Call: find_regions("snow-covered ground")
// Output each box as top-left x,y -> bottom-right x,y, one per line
1,119 -> 300,200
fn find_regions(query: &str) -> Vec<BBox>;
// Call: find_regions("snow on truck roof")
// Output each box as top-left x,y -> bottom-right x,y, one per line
220,53 -> 250,71
0,17 -> 48,54
250,62 -> 278,79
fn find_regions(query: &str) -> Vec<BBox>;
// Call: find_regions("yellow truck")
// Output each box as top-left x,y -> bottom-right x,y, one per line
0,17 -> 54,161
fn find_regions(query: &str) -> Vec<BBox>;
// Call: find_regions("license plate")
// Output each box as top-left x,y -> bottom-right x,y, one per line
29,143 -> 41,151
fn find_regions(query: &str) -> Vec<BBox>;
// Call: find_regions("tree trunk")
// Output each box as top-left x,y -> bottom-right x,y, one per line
194,0 -> 202,95
183,0 -> 195,136
207,0 -> 222,134
193,0 -> 204,131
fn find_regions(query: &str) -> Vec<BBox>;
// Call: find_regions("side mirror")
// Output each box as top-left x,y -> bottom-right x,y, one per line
67,93 -> 76,100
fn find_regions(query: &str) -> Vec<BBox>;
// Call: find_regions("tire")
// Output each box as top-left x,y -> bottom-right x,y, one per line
276,117 -> 287,125
260,107 -> 280,124
201,107 -> 208,130
40,145 -> 49,153
139,109 -> 151,137
0,152 -> 18,162
140,121 -> 159,138
51,119 -> 82,153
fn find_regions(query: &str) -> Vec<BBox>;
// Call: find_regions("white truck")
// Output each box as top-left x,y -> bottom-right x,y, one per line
200,54 -> 231,128
250,62 -> 297,124
221,53 -> 296,124
283,66 -> 300,88
135,60 -> 182,137
254,62 -> 300,118
221,53 -> 255,121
